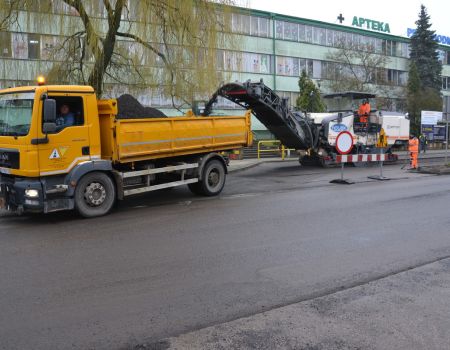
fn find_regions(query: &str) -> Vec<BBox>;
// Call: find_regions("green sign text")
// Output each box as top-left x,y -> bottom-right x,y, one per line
352,16 -> 390,33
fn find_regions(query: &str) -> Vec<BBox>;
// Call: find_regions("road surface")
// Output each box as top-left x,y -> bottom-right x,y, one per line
1,163 -> 449,349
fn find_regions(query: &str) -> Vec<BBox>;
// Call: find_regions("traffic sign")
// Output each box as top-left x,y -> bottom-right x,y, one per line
335,131 -> 354,155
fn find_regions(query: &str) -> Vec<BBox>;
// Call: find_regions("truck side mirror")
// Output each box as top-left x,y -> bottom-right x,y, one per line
43,122 -> 56,134
43,99 -> 56,123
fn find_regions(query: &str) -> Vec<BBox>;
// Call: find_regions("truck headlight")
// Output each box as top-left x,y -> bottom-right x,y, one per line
25,189 -> 39,198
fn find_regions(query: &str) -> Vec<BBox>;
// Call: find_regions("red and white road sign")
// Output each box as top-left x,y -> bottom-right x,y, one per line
335,131 -> 354,155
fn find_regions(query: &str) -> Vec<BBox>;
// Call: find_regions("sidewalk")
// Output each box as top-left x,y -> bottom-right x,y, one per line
143,257 -> 450,350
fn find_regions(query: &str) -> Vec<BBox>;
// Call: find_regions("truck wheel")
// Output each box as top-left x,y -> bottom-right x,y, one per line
189,159 -> 226,196
74,172 -> 116,218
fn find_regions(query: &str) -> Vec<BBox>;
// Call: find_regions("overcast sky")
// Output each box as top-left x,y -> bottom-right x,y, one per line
247,0 -> 449,39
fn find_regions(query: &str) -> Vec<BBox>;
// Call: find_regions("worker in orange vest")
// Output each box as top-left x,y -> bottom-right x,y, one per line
408,135 -> 419,169
358,99 -> 371,123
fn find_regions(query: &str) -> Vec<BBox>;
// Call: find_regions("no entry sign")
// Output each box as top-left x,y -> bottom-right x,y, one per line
335,131 -> 354,155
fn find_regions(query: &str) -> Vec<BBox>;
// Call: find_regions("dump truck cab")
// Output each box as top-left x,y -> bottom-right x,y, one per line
0,85 -> 105,213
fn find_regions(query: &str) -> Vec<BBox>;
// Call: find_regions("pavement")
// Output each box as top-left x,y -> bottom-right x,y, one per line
156,256 -> 450,350
1,161 -> 450,350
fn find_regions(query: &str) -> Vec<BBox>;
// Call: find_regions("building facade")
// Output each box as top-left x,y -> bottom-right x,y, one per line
1,4 -> 449,136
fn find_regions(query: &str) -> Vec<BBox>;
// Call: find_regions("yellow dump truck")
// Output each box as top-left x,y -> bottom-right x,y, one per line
0,84 -> 252,217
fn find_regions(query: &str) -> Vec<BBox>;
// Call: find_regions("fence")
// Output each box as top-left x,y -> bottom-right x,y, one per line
257,140 -> 296,160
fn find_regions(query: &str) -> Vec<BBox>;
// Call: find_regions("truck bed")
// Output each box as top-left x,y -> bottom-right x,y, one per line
98,100 -> 252,163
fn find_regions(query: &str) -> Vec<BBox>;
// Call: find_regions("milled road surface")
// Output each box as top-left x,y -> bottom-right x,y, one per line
1,162 -> 449,350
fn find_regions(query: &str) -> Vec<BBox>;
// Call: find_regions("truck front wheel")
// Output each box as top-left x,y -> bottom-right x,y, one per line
74,172 -> 116,218
188,159 -> 226,196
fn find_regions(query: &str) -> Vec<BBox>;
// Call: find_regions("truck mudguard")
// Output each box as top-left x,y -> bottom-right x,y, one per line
65,160 -> 113,196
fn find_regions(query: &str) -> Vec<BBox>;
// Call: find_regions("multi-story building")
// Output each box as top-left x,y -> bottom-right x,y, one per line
1,4 -> 449,138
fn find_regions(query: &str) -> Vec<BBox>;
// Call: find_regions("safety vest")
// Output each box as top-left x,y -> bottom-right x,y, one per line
358,103 -> 370,116
408,138 -> 419,153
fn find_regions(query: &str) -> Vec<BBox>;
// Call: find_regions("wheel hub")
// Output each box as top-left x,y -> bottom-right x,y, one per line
208,170 -> 220,187
84,182 -> 106,206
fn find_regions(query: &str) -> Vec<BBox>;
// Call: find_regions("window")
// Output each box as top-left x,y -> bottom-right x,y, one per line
250,16 -> 258,36
0,32 -> 12,57
313,60 -> 321,79
307,59 -> 313,76
12,33 -> 28,59
312,27 -> 320,44
298,24 -> 306,42
386,40 -> 392,56
241,15 -> 250,35
317,28 -> 326,46
305,26 -> 313,43
259,17 -> 269,37
41,35 -> 59,60
326,29 -> 334,47
260,54 -> 271,74
46,96 -> 84,133
275,20 -> 283,39
28,34 -> 40,59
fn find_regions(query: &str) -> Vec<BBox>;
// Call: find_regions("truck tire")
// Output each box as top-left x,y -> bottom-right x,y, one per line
188,159 -> 226,196
74,172 -> 116,218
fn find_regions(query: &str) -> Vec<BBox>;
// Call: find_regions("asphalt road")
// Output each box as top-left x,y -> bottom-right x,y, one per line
1,163 -> 450,350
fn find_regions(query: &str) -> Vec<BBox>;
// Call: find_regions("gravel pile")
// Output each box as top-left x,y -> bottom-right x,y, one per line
116,94 -> 167,119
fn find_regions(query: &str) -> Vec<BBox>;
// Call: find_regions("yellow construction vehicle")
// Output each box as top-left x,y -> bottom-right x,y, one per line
0,81 -> 252,217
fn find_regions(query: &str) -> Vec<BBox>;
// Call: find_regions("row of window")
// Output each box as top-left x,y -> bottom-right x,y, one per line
275,55 -> 408,86
20,1 -> 450,62
275,20 -> 410,58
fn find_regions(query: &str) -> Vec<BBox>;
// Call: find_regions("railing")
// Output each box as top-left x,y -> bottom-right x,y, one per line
257,140 -> 296,160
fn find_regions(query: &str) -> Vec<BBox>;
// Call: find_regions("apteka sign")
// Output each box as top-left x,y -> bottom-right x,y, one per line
352,16 -> 390,33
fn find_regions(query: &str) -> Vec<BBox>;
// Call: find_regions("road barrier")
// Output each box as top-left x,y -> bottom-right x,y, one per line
331,152 -> 390,184
336,154 -> 387,163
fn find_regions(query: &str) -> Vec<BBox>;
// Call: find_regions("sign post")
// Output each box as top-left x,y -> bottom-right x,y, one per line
330,131 -> 354,184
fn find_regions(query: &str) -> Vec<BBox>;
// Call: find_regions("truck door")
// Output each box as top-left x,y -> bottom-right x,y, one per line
38,94 -> 91,177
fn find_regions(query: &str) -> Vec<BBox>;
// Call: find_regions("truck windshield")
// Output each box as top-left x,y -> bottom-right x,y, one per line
0,92 -> 35,136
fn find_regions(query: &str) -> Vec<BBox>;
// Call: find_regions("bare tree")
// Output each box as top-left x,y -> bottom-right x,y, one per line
0,0 -> 22,31
326,39 -> 407,110
326,40 -> 390,92
43,0 -> 237,109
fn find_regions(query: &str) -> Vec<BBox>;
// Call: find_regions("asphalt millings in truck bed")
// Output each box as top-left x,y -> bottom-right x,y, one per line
116,94 -> 167,119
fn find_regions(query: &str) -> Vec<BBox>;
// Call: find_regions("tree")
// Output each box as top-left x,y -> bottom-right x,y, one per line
407,62 -> 421,134
407,5 -> 443,135
42,0 -> 236,107
296,70 -> 325,112
407,62 -> 442,135
0,0 -> 21,31
409,5 -> 442,91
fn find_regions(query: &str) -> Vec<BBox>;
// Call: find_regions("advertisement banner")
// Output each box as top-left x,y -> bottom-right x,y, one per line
421,110 -> 443,125
421,124 -> 446,141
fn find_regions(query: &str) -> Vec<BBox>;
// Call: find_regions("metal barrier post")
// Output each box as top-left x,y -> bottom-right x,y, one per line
281,145 -> 285,160
368,149 -> 389,181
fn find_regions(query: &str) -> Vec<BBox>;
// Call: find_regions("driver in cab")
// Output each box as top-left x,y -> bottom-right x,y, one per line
56,104 -> 75,130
